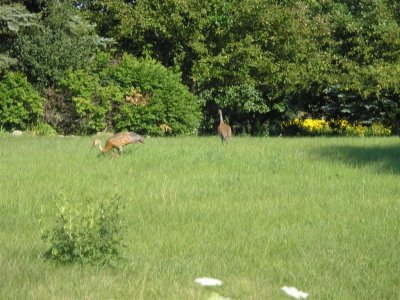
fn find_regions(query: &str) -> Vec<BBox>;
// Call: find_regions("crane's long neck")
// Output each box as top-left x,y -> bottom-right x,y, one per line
219,110 -> 224,124
97,143 -> 105,152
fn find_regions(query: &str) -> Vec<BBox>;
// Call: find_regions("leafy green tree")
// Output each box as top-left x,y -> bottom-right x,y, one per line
13,0 -> 111,88
78,0 -> 400,134
0,3 -> 38,73
309,0 -> 400,129
79,0 -> 335,134
193,0 -> 334,133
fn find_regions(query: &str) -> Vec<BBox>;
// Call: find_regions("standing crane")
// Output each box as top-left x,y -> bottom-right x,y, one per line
217,109 -> 232,144
91,132 -> 144,155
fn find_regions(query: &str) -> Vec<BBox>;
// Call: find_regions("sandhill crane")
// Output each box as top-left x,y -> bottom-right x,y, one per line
217,109 -> 232,144
92,132 -> 144,155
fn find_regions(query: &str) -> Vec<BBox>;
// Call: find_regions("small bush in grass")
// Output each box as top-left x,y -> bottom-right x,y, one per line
27,122 -> 57,136
41,193 -> 125,266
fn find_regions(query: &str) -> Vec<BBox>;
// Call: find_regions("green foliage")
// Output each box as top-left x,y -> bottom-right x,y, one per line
78,0 -> 400,135
0,3 -> 39,74
60,68 -> 123,134
13,0 -> 111,88
0,71 -> 44,130
41,193 -> 125,266
111,54 -> 201,135
27,122 -> 57,136
301,0 -> 400,127
2,0 -> 400,135
0,3 -> 38,34
0,54 -> 18,74
86,0 -> 335,134
60,52 -> 201,135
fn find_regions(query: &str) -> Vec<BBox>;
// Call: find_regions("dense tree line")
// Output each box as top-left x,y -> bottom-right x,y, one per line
1,0 -> 400,135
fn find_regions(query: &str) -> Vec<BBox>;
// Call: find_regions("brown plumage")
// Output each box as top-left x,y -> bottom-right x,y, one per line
92,132 -> 144,155
217,109 -> 232,144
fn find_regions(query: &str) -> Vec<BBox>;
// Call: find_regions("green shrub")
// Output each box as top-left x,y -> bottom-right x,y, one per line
41,193 -> 126,266
0,72 -> 44,130
60,52 -> 201,135
60,68 -> 123,134
27,122 -> 57,136
369,123 -> 392,137
110,54 -> 201,135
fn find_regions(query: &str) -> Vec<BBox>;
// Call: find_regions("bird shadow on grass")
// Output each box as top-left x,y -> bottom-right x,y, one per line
314,143 -> 400,175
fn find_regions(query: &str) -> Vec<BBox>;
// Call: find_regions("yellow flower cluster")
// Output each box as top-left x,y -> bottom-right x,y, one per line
302,118 -> 330,133
286,118 -> 331,134
331,119 -> 366,136
160,123 -> 172,133
283,118 -> 391,137
336,119 -> 349,130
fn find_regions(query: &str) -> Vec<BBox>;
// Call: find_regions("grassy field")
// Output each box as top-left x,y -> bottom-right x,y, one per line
0,135 -> 399,299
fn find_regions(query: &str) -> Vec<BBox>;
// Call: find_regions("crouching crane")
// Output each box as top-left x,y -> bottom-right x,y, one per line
92,132 -> 144,155
217,109 -> 232,144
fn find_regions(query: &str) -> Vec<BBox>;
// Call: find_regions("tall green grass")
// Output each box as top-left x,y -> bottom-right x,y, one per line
0,135 -> 399,299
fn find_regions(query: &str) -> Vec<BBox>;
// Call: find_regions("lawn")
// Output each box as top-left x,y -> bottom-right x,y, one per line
0,135 -> 399,299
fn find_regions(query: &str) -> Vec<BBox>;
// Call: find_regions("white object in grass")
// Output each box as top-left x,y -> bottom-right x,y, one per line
12,130 -> 23,136
194,277 -> 223,287
281,286 -> 309,299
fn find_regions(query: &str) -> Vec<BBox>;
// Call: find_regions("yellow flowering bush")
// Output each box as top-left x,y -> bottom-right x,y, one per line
370,123 -> 392,136
283,118 -> 332,135
282,118 -> 391,137
330,119 -> 366,137
302,118 -> 331,134
331,119 -> 391,137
